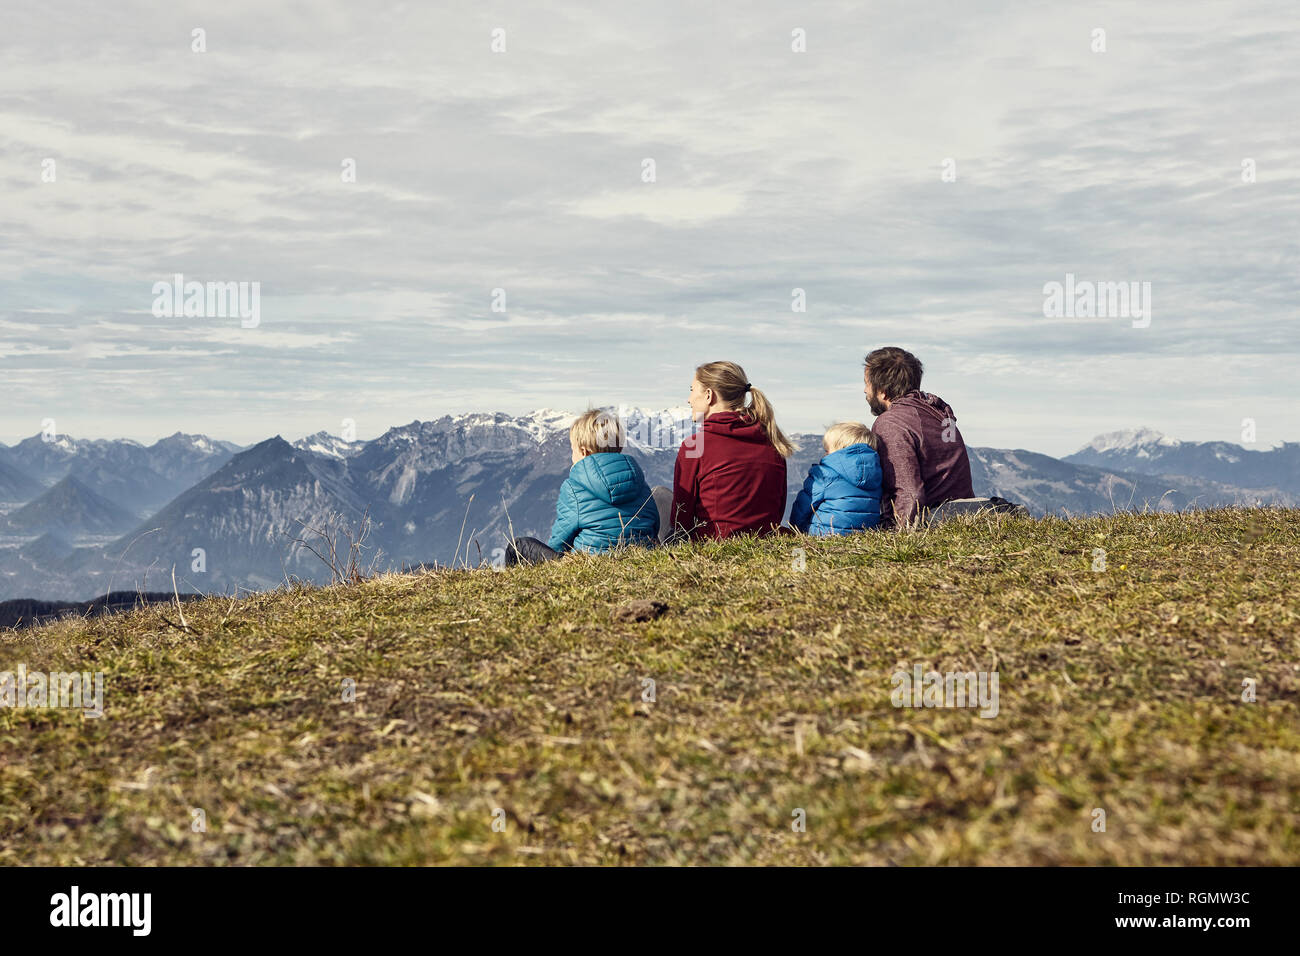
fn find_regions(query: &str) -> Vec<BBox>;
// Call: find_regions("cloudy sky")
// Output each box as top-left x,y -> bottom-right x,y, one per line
2,0 -> 1296,456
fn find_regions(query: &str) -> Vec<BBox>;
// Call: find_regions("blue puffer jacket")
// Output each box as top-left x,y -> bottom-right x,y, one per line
789,443 -> 883,536
547,453 -> 659,553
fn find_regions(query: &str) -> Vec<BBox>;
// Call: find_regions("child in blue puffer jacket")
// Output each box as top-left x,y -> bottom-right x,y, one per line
789,422 -> 883,536
503,409 -> 659,565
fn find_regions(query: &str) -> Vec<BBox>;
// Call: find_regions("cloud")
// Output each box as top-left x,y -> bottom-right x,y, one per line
0,0 -> 1296,454
567,188 -> 746,224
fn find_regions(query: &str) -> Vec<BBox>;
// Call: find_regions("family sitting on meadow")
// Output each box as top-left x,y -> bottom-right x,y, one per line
504,347 -> 1004,566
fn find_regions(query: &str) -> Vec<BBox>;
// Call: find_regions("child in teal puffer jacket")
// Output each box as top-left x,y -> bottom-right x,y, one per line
789,421 -> 883,536
503,409 -> 659,565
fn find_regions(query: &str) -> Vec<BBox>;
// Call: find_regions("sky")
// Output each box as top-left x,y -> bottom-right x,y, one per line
1,0 -> 1297,457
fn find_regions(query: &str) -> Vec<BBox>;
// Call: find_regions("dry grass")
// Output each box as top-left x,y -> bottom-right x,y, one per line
1,508 -> 1297,865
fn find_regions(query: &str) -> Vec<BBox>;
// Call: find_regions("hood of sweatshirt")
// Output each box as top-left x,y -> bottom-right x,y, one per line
700,410 -> 773,445
886,391 -> 957,424
568,452 -> 648,506
822,442 -> 880,489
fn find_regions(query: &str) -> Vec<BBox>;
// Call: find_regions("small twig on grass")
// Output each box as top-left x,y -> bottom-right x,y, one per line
501,496 -> 518,560
287,508 -> 376,586
216,588 -> 242,631
103,527 -> 160,601
172,565 -> 190,632
898,722 -> 957,753
455,495 -> 475,570
152,564 -> 202,635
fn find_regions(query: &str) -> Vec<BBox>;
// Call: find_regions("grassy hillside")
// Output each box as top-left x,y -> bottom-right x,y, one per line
2,508 -> 1297,865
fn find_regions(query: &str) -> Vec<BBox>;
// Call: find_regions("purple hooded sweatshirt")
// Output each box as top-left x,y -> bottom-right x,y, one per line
871,391 -> 974,528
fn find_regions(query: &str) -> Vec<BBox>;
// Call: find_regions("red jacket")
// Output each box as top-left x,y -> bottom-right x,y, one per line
871,391 -> 974,527
671,411 -> 787,540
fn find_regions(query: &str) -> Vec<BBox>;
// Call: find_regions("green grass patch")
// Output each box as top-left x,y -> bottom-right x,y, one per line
1,508 -> 1297,865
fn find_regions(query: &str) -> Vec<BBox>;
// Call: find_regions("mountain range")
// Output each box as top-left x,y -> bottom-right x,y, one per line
0,416 -> 1293,602
1063,427 -> 1300,495
0,432 -> 241,514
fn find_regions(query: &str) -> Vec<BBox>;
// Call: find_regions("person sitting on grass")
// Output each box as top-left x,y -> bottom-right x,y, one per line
668,361 -> 793,541
789,421 -> 883,536
863,346 -> 974,528
503,408 -> 659,566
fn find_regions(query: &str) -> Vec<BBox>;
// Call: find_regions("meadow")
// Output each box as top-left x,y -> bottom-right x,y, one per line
1,508 -> 1296,865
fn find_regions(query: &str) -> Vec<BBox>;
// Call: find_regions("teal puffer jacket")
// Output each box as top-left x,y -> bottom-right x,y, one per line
547,453 -> 659,553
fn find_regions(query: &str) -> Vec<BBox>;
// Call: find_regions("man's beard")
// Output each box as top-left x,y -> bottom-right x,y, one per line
866,393 -> 888,416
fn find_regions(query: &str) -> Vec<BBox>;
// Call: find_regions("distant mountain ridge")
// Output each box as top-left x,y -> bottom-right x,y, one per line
1064,427 -> 1300,495
0,454 -> 42,506
972,447 -> 1293,516
0,431 -> 243,517
3,475 -> 137,536
105,436 -> 368,593
0,412 -> 1294,603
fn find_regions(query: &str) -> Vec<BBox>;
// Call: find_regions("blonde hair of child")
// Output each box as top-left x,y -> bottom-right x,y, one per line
570,408 -> 625,453
822,421 -> 877,454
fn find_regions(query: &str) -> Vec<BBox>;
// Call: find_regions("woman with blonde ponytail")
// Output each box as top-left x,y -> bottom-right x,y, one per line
668,361 -> 794,540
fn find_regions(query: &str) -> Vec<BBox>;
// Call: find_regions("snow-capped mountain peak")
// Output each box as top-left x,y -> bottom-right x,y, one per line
613,405 -> 697,452
507,405 -> 699,451
155,431 -> 222,454
402,407 -> 693,447
292,431 -> 365,459
516,408 -> 578,442
1080,427 -> 1179,455
43,434 -> 78,453
509,405 -> 697,450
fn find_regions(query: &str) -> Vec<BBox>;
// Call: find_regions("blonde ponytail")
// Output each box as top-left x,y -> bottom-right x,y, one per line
694,361 -> 796,458
745,385 -> 795,458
